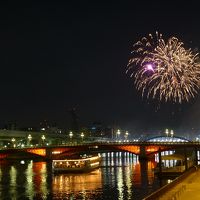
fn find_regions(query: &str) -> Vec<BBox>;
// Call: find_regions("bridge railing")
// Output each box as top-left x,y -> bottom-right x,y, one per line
1,141 -> 200,150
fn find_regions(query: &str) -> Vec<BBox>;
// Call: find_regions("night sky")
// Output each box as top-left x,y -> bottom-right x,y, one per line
1,1 -> 200,133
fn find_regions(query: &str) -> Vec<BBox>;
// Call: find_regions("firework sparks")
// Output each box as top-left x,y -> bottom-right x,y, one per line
127,32 -> 200,103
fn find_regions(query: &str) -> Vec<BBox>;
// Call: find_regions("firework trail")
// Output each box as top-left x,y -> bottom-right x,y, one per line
127,32 -> 200,103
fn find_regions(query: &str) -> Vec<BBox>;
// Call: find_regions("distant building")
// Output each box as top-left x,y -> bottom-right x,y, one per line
4,121 -> 17,130
40,119 -> 50,131
89,122 -> 112,138
89,122 -> 102,137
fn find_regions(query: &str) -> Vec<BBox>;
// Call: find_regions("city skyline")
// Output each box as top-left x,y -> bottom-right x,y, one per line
1,1 -> 200,132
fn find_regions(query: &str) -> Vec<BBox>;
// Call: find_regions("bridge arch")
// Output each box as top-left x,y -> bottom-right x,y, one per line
145,135 -> 190,143
50,144 -> 141,159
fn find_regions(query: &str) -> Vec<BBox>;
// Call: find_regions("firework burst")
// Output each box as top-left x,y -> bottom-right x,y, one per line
127,32 -> 200,103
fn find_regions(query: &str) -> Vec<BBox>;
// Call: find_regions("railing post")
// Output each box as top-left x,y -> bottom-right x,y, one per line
184,147 -> 188,170
194,147 -> 198,166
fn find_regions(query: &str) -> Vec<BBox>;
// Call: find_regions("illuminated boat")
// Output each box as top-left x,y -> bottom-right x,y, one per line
52,154 -> 101,173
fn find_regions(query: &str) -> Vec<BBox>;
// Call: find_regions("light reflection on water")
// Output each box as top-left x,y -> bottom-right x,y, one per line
25,161 -> 49,199
52,169 -> 102,199
0,152 -> 172,200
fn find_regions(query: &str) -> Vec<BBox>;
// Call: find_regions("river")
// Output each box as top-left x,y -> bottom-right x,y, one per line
0,152 -> 172,200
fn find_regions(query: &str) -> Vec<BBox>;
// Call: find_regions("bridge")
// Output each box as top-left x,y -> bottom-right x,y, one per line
0,141 -> 200,162
1,131 -> 200,169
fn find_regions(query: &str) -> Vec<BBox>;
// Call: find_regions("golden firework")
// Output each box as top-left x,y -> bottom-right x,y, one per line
127,32 -> 200,103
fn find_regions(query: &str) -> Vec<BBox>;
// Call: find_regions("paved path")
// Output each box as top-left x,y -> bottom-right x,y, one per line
159,168 -> 200,200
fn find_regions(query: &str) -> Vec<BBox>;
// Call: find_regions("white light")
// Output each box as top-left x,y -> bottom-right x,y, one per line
11,138 -> 16,142
28,134 -> 32,140
41,135 -> 45,140
52,151 -> 61,154
81,132 -> 84,137
20,160 -> 25,164
69,131 -> 73,138
170,130 -> 174,137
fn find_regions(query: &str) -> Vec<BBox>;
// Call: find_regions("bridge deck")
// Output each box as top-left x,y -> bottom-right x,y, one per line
157,167 -> 200,200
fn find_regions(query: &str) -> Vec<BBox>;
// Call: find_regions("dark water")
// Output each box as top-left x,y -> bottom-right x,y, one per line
0,152 -> 170,200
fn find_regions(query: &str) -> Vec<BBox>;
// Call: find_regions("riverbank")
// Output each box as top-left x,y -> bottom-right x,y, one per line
143,166 -> 199,200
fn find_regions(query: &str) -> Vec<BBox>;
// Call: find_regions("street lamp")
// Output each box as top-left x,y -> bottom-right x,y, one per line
170,130 -> 174,137
165,129 -> 169,137
80,132 -> 84,142
27,134 -> 32,146
125,131 -> 129,141
11,138 -> 16,148
69,131 -> 73,143
116,129 -> 120,140
41,135 -> 45,145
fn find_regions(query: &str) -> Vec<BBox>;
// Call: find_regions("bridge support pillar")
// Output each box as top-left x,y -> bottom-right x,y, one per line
139,145 -> 147,160
45,148 -> 53,160
158,148 -> 162,174
140,160 -> 148,187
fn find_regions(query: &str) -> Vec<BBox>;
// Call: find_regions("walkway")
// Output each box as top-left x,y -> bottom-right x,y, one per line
159,167 -> 200,200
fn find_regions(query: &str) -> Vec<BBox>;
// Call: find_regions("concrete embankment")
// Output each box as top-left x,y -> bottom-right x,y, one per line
143,166 -> 199,200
